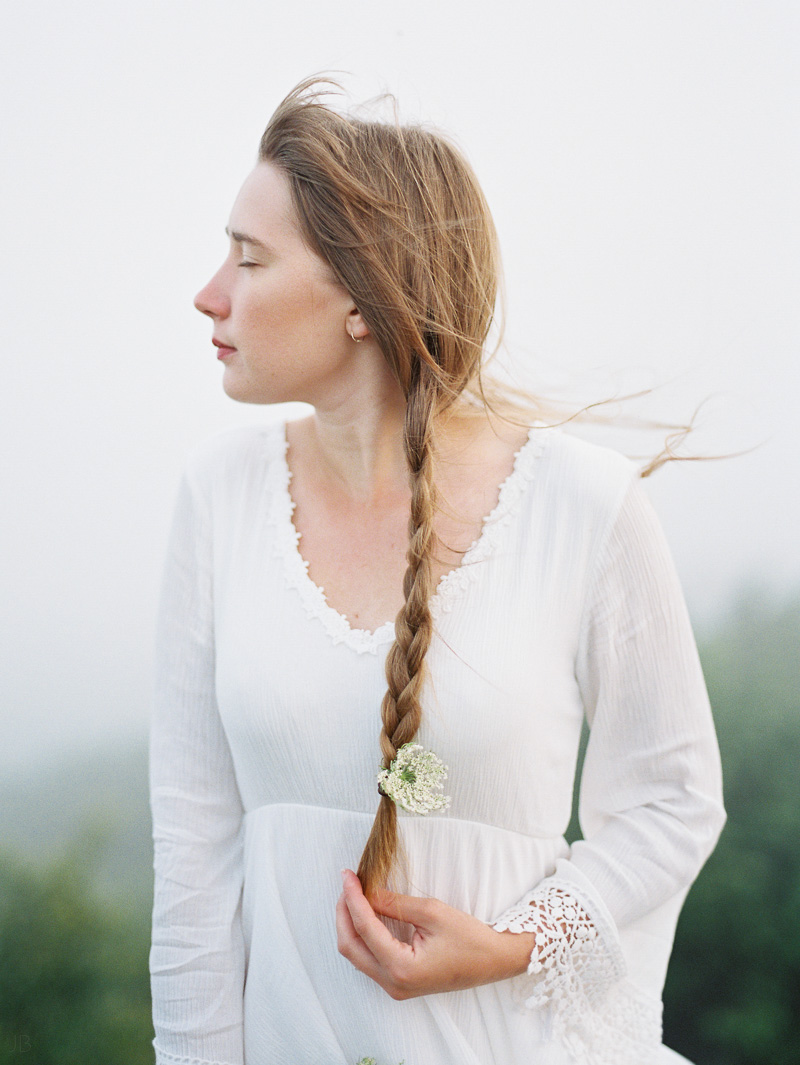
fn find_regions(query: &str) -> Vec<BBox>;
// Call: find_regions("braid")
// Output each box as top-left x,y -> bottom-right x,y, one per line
258,81 -> 500,896
357,366 -> 439,898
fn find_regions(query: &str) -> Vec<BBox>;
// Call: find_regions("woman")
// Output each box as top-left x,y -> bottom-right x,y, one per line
149,78 -> 725,1065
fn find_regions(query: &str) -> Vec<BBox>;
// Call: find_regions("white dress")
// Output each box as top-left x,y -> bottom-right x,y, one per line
149,420 -> 726,1065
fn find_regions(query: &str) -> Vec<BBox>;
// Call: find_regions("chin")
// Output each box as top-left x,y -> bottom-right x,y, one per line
220,368 -> 256,404
223,386 -> 267,405
222,373 -> 288,407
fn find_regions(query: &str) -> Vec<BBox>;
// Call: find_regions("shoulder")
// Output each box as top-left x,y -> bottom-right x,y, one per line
538,430 -> 683,599
181,421 -> 286,498
515,427 -> 651,583
533,426 -> 639,528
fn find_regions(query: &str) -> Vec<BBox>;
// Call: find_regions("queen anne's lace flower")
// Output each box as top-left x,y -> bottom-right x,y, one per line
377,743 -> 451,814
355,1058 -> 404,1065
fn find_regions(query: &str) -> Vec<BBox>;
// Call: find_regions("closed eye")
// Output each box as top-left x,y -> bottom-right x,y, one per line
238,260 -> 258,269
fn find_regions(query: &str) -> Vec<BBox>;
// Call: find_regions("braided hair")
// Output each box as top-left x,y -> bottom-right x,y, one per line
260,78 -> 499,897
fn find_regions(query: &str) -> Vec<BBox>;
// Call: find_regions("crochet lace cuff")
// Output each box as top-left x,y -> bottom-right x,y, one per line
492,872 -> 662,1065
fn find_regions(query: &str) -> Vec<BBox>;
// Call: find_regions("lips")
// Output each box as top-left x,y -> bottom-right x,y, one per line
212,337 -> 237,358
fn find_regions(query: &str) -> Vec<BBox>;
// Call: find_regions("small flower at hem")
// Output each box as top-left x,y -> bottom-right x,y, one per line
377,743 -> 451,815
355,1059 -> 405,1065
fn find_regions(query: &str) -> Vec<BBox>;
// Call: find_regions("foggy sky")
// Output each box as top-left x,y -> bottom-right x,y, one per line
2,0 -> 798,779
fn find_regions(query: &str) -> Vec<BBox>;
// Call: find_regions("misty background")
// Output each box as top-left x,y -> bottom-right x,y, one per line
2,0 -> 798,778
0,3 -> 799,1061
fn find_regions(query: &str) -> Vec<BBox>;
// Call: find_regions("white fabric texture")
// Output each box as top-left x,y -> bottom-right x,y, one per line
491,864 -> 661,1065
149,421 -> 726,1065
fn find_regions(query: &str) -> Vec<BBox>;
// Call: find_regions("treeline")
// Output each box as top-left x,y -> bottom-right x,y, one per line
663,594 -> 800,1064
0,829 -> 152,1063
0,594 -> 798,1063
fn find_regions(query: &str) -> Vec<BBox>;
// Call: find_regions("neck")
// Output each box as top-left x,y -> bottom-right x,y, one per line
290,375 -> 410,503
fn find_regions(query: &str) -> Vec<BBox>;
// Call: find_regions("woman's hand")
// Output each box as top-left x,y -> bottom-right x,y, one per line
335,868 -> 537,1000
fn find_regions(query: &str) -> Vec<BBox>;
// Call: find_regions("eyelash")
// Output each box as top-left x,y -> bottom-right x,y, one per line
238,260 -> 257,269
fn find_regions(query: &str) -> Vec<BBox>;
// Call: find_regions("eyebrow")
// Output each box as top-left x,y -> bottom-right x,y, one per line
225,227 -> 271,251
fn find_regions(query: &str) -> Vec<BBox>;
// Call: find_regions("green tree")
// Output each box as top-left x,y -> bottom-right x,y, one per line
2,593 -> 799,1064
0,823 -> 153,1065
663,594 -> 800,1064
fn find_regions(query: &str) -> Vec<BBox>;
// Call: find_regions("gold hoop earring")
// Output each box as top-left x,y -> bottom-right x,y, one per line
347,325 -> 364,343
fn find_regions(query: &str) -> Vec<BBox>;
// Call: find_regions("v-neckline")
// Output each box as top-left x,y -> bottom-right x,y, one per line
265,421 -> 548,654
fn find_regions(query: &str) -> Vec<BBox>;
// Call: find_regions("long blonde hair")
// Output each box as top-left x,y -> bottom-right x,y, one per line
260,78 -> 500,897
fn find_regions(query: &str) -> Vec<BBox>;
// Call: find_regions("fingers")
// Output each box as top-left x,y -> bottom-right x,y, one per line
339,870 -> 401,961
336,873 -> 492,1000
337,870 -> 423,999
335,890 -> 384,980
369,887 -> 440,930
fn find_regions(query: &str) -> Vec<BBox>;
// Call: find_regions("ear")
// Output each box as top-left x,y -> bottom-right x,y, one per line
345,307 -> 370,342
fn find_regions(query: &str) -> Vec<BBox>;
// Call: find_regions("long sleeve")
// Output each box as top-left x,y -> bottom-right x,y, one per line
149,462 -> 246,1065
493,474 -> 726,1063
570,476 -> 726,922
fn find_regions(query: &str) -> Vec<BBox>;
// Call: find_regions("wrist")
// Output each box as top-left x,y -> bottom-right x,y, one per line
491,928 -> 538,979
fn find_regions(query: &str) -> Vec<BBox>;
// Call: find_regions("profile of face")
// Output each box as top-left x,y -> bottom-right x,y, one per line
194,162 -> 368,406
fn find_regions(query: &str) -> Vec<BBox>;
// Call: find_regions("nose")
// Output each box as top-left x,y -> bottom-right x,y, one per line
194,267 -> 229,320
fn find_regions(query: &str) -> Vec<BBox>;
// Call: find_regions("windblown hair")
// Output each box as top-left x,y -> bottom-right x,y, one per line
259,77 -> 499,897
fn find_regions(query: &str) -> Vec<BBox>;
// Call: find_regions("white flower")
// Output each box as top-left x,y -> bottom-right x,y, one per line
355,1058 -> 404,1065
377,743 -> 451,815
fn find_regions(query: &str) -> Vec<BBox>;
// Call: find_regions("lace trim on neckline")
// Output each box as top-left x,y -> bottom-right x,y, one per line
263,422 -> 549,655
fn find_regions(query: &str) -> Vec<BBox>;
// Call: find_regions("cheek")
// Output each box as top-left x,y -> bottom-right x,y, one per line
242,277 -> 312,338
235,261 -> 347,358
304,280 -> 351,346
232,298 -> 280,354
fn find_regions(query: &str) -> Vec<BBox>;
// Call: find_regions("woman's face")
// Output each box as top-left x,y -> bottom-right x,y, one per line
194,161 -> 360,406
